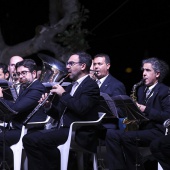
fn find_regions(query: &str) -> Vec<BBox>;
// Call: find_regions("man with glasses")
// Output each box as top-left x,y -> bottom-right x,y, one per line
22,52 -> 100,170
0,59 -> 46,168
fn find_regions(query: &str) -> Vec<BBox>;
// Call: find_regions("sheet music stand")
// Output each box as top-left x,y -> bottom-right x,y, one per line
0,80 -> 17,101
113,95 -> 149,131
99,92 -> 118,118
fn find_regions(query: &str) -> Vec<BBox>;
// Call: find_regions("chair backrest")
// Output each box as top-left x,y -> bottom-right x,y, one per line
71,112 -> 106,151
10,115 -> 51,170
57,112 -> 106,170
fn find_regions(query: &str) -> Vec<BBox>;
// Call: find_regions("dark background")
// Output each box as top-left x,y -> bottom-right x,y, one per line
1,0 -> 170,94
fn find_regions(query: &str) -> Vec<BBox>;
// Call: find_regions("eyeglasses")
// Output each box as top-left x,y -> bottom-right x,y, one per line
66,61 -> 82,67
16,71 -> 31,76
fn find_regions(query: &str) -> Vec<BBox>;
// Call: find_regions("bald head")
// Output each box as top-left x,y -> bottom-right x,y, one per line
8,56 -> 23,81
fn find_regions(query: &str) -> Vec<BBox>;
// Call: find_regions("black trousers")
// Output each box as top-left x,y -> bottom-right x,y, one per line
23,128 -> 69,170
0,127 -> 21,168
105,128 -> 164,170
150,134 -> 170,170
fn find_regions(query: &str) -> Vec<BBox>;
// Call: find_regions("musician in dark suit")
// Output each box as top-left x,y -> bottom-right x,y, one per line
93,53 -> 126,130
0,59 -> 46,168
93,53 -> 126,98
105,57 -> 170,170
22,52 -> 100,170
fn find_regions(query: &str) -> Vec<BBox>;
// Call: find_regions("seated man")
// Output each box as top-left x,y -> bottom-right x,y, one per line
22,52 -> 100,170
105,57 -> 170,170
0,59 -> 46,168
93,53 -> 126,129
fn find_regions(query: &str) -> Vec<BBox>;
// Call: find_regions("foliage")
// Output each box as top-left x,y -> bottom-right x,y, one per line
55,6 -> 90,52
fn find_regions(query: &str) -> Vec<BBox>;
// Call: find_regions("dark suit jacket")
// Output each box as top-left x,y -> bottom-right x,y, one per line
49,76 -> 100,126
100,74 -> 126,99
1,79 -> 47,129
48,75 -> 100,152
137,83 -> 170,132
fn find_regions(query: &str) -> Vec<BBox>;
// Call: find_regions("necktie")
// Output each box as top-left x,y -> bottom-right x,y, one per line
70,82 -> 78,96
145,88 -> 151,98
96,80 -> 101,87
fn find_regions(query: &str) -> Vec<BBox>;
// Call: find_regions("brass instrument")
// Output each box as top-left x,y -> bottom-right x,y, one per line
130,79 -> 144,102
123,79 -> 144,131
38,54 -> 68,83
23,73 -> 70,125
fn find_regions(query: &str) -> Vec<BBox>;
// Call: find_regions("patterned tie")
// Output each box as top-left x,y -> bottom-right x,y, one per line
145,88 -> 151,98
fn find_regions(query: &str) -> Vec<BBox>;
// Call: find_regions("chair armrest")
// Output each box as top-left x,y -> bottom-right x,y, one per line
25,116 -> 51,129
71,112 -> 106,129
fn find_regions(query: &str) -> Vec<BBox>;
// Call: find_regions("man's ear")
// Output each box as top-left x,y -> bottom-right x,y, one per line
32,70 -> 37,78
81,63 -> 86,70
106,63 -> 111,70
156,72 -> 160,78
5,73 -> 9,80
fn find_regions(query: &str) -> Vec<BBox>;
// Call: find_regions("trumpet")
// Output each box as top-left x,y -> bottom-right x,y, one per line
23,73 -> 70,125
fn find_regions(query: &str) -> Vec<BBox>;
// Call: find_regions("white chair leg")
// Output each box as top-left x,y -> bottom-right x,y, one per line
58,145 -> 70,170
158,162 -> 163,170
22,152 -> 28,170
10,145 -> 23,170
93,153 -> 98,170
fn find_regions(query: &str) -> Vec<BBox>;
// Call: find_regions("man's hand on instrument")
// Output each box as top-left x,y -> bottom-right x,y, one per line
136,103 -> 146,112
39,93 -> 51,108
51,84 -> 65,96
0,87 -> 3,98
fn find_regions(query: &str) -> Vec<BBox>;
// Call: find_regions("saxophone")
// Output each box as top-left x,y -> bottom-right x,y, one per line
123,79 -> 144,131
130,79 -> 144,102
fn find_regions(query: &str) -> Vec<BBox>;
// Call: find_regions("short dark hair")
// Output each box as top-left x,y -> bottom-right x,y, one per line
0,63 -> 9,74
94,53 -> 110,64
71,52 -> 92,72
142,57 -> 169,82
15,59 -> 37,72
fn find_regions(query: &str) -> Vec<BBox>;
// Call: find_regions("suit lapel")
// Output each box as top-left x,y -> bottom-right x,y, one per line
100,75 -> 110,91
73,76 -> 89,96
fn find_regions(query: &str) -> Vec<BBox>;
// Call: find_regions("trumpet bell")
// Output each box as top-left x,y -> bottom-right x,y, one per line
38,54 -> 68,82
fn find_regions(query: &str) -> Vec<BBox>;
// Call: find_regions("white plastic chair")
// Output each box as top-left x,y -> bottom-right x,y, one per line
57,112 -> 106,170
10,116 -> 51,170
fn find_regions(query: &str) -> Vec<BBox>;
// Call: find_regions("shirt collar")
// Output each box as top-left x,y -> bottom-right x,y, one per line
97,74 -> 109,85
74,75 -> 88,85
